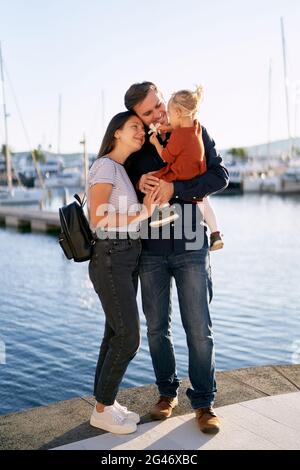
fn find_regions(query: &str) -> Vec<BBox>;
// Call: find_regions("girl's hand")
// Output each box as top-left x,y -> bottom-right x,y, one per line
148,123 -> 161,135
157,123 -> 173,134
149,133 -> 159,146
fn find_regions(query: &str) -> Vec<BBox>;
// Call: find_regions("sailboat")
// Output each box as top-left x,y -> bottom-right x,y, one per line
0,42 -> 42,206
276,18 -> 300,194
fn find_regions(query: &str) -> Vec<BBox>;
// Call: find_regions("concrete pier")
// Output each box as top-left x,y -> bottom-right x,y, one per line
0,364 -> 299,450
0,207 -> 60,233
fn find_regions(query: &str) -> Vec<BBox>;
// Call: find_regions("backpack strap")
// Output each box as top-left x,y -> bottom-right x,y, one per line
74,193 -> 87,207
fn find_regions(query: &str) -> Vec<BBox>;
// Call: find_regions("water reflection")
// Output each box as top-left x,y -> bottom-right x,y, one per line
0,193 -> 299,415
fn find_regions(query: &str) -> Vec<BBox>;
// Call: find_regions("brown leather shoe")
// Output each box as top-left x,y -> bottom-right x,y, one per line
150,396 -> 178,420
196,406 -> 220,434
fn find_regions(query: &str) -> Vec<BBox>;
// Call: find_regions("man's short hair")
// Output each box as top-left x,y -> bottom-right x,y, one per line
124,81 -> 158,111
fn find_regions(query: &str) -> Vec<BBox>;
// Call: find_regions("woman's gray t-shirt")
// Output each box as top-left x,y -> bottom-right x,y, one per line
88,156 -> 140,232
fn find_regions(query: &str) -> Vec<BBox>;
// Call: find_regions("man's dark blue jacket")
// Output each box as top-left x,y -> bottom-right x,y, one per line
125,126 -> 229,254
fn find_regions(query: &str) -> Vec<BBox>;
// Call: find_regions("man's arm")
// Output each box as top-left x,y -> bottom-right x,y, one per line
172,127 -> 229,200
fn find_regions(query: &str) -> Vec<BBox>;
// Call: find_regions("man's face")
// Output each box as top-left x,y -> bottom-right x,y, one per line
133,89 -> 168,128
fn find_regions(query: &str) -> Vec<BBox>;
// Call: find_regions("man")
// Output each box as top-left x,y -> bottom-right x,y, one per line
124,82 -> 229,433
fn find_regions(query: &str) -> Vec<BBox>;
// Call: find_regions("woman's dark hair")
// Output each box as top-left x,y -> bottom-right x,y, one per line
97,111 -> 135,158
124,81 -> 158,111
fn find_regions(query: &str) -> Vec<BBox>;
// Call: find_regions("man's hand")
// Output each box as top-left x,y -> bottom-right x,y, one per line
138,172 -> 160,193
156,179 -> 174,204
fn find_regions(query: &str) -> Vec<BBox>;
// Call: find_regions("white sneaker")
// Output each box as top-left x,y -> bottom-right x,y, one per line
90,404 -> 137,434
114,400 -> 140,423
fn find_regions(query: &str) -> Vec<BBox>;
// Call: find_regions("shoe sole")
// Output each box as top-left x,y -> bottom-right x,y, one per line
150,213 -> 180,228
199,425 -> 220,434
90,416 -> 137,434
210,241 -> 224,251
126,415 -> 140,424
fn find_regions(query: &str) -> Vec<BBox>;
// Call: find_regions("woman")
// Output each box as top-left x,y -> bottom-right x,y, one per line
88,111 -> 159,434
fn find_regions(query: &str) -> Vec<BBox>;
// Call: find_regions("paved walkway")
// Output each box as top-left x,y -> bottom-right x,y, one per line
1,364 -> 299,450
54,392 -> 300,450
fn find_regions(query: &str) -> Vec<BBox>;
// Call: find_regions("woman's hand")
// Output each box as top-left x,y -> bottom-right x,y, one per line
142,187 -> 160,217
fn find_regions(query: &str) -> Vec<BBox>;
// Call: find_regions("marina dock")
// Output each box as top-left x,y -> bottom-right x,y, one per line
0,207 -> 60,233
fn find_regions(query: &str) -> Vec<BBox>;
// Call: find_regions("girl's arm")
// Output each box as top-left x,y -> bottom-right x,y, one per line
149,133 -> 163,158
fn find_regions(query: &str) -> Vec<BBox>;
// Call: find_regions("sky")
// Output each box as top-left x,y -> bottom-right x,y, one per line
0,0 -> 300,154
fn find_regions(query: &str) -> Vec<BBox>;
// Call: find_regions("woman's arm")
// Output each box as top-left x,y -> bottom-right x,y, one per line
89,183 -> 159,229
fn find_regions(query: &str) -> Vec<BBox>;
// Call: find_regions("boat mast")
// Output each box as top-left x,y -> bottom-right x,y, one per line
0,42 -> 12,191
267,59 -> 272,163
280,17 -> 292,159
294,84 -> 299,151
101,89 -> 105,140
57,93 -> 62,156
80,134 -> 88,195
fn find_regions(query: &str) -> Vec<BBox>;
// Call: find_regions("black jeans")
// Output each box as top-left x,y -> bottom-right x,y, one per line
88,236 -> 142,406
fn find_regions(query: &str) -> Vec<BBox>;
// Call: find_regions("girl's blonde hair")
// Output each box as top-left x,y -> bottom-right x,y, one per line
169,85 -> 203,117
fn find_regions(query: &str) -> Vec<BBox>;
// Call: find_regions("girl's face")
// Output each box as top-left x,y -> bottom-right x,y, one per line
115,116 -> 145,152
167,101 -> 181,128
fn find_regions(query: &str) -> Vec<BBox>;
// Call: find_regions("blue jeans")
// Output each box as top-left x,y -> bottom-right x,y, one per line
89,237 -> 142,406
139,240 -> 216,409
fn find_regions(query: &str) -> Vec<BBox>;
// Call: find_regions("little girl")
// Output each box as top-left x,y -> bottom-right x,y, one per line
149,85 -> 223,251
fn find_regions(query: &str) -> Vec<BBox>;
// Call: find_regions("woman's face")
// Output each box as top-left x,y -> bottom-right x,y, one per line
115,116 -> 145,152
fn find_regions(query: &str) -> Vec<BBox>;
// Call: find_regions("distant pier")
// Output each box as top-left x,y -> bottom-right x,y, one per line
0,207 -> 60,233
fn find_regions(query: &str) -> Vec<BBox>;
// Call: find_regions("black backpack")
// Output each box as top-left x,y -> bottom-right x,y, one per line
58,193 -> 95,262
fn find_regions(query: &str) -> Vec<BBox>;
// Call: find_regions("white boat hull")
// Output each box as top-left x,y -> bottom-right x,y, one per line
0,187 -> 43,205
